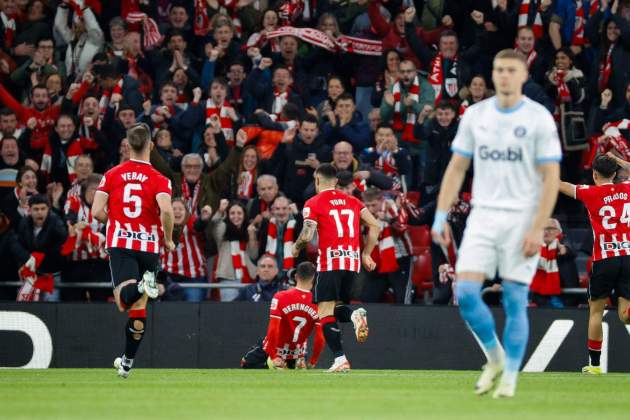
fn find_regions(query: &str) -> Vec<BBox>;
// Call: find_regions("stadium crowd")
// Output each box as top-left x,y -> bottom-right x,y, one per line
0,0 -> 625,306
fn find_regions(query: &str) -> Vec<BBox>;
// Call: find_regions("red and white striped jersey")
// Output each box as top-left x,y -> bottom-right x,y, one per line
97,159 -> 172,254
576,182 -> 630,261
64,195 -> 105,261
161,216 -> 206,278
303,188 -> 366,272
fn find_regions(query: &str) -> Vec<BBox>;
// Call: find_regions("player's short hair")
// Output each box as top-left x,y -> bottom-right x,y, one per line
127,123 -> 151,152
593,155 -> 618,179
362,187 -> 382,203
295,261 -> 315,281
315,163 -> 337,181
494,49 -> 528,68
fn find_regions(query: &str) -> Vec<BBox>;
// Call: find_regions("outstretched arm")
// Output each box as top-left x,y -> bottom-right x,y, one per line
523,163 -> 561,257
559,181 -> 577,198
157,193 -> 175,251
91,191 -> 108,223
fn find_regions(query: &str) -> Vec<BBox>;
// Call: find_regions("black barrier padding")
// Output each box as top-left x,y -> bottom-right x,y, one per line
198,302 -> 268,368
4,303 -> 630,371
151,303 -> 200,368
0,331 -> 32,366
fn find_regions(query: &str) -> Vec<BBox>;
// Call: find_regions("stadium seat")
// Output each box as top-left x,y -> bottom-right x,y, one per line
408,225 -> 431,255
411,251 -> 433,301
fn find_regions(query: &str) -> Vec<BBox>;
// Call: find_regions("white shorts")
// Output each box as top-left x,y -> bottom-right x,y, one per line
455,207 -> 540,284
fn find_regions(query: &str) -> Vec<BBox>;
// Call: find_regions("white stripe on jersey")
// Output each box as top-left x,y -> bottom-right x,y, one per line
339,247 -> 346,270
139,225 -> 148,252
349,246 -> 356,272
176,243 -> 184,275
624,233 -> 630,256
124,223 -> 133,250
111,221 -> 119,248
326,247 -> 332,271
151,225 -> 159,254
183,227 -> 196,278
600,234 -> 607,259
192,235 -> 205,276
612,234 -> 620,257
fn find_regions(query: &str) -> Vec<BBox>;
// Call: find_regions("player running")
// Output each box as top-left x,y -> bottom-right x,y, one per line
432,49 -> 562,398
559,155 -> 630,375
293,163 -> 380,373
92,123 -> 175,379
241,261 -> 325,369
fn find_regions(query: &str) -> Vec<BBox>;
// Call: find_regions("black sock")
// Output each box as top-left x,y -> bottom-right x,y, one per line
588,339 -> 602,367
124,311 -> 146,368
334,305 -> 353,323
322,316 -> 344,358
120,283 -> 142,307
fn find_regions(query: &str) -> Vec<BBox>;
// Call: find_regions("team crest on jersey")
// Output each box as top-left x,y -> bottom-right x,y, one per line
270,298 -> 278,310
302,207 -> 311,218
514,126 -> 527,138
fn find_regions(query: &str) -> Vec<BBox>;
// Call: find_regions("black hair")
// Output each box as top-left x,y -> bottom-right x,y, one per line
28,194 -> 49,207
295,261 -> 316,281
282,103 -> 301,122
223,201 -> 249,242
316,163 -> 338,180
0,108 -> 15,117
375,123 -> 394,132
593,155 -> 618,179
336,92 -> 354,103
302,113 -> 319,127
436,100 -> 458,113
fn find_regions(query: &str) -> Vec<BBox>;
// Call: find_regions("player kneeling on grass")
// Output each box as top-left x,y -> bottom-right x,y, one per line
559,155 -> 630,375
240,261 -> 324,369
92,123 -> 175,379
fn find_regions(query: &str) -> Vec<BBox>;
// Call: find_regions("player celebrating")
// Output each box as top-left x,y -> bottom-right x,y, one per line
559,155 -> 630,375
293,164 -> 380,373
432,49 -> 562,398
92,123 -> 175,379
241,261 -> 325,369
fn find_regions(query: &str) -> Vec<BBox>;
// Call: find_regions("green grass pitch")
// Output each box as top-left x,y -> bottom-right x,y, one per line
0,369 -> 627,419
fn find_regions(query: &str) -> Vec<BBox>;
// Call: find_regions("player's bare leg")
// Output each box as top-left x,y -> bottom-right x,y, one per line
583,298 -> 606,375
113,279 -> 150,378
455,272 -> 505,395
319,301 -> 351,373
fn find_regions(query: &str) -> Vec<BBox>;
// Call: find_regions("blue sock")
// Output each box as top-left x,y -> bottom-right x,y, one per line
456,280 -> 500,362
501,280 -> 530,383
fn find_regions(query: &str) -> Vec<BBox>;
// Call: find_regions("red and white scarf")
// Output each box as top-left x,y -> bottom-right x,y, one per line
246,31 -> 281,53
375,151 -> 398,177
1,11 -> 15,50
518,0 -> 544,39
572,0 -> 587,46
16,252 -> 54,302
265,218 -> 296,270
554,69 -> 572,120
370,221 -> 399,273
99,78 -> 124,118
237,168 -> 256,199
230,240 -> 253,283
522,48 -> 538,70
272,88 -> 290,116
428,53 -> 458,105
392,76 -> 419,143
599,43 -> 614,93
125,12 -> 163,50
219,0 -> 242,38
205,98 -> 235,145
41,137 -> 97,183
181,179 -> 201,214
266,26 -> 383,56
194,0 -> 210,36
530,239 -> 561,295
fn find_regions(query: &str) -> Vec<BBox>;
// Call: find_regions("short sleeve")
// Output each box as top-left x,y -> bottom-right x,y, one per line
302,197 -> 317,223
270,295 -> 282,318
575,185 -> 592,202
534,110 -> 563,164
155,176 -> 172,198
451,108 -> 475,158
96,173 -> 110,194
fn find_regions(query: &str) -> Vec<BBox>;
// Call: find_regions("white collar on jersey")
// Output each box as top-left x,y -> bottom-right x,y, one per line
318,187 -> 336,193
130,158 -> 150,165
295,287 -> 310,293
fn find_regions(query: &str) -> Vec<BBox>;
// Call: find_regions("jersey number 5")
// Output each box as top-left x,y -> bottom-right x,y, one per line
123,184 -> 142,218
599,204 -> 630,230
329,209 -> 355,238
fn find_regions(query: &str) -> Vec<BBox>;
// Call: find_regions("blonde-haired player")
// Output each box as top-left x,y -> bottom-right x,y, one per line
432,50 -> 561,398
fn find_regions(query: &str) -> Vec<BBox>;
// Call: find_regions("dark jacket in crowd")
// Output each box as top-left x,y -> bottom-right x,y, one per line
321,111 -> 372,151
234,277 -> 282,302
12,211 -> 68,274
